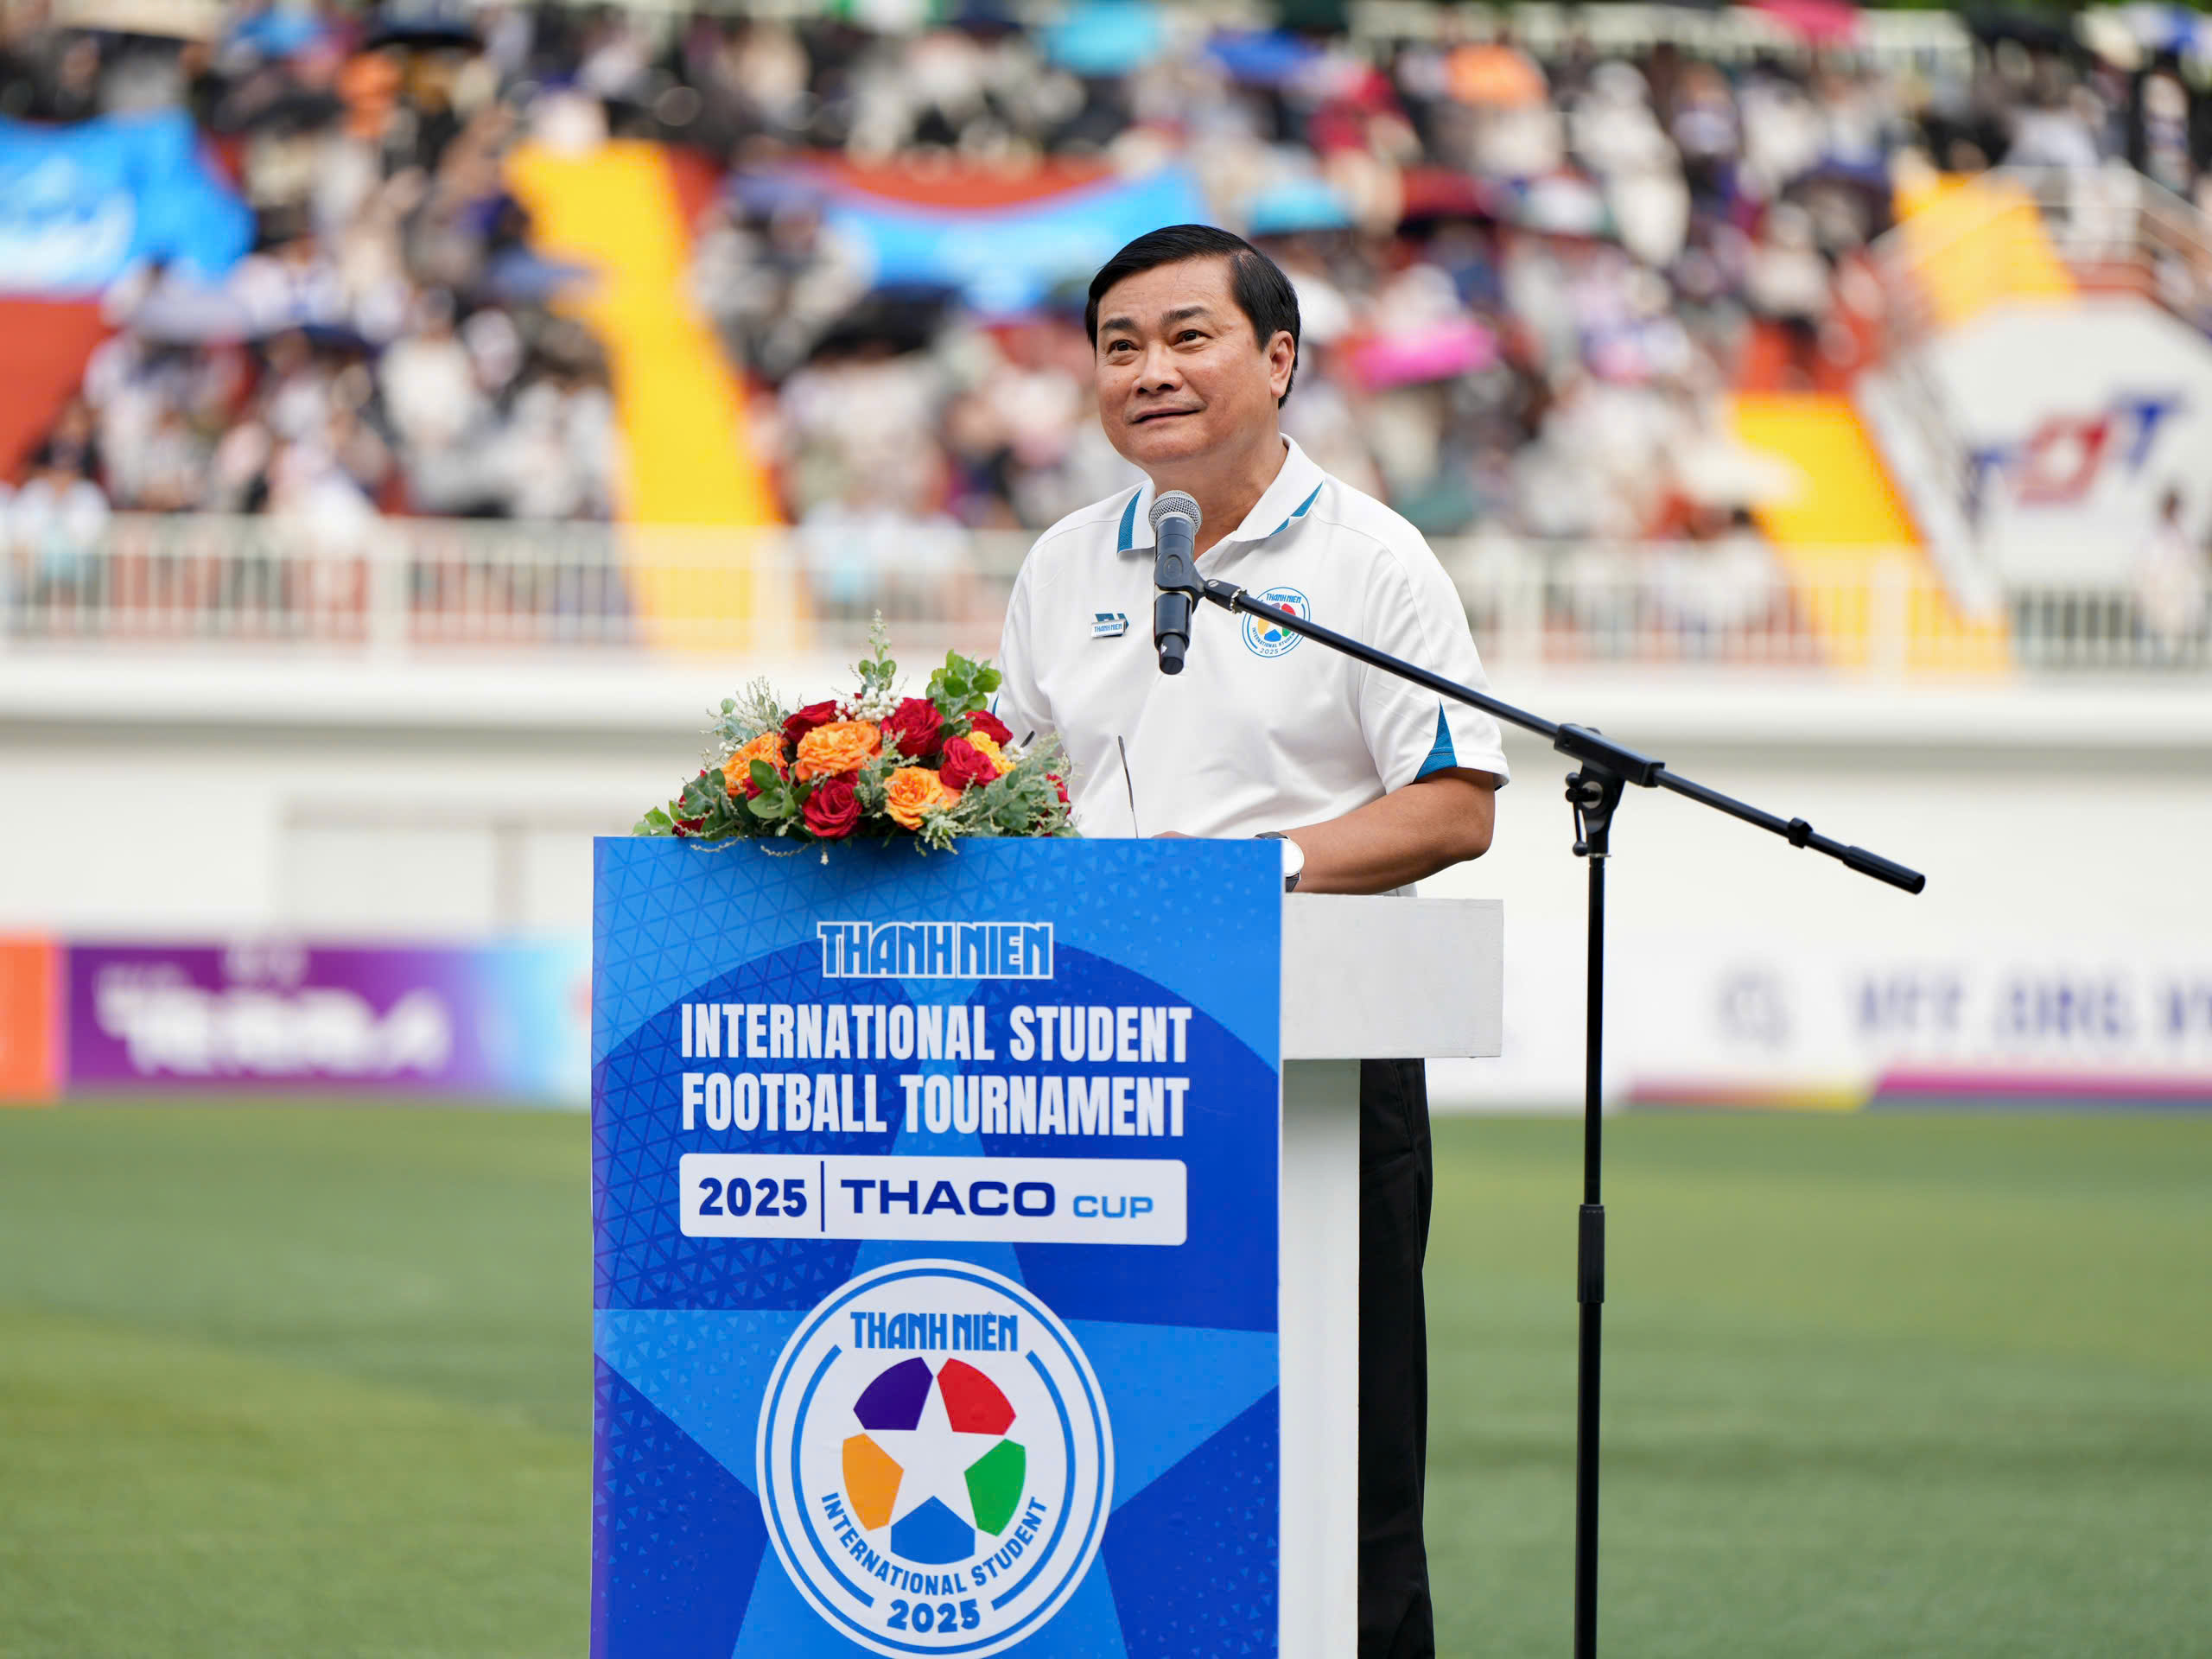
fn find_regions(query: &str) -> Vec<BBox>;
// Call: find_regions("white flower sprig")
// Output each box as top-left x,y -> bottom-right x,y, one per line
837,688 -> 901,722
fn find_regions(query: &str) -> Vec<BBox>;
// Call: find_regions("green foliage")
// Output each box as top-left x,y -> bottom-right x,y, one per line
855,615 -> 898,698
932,735 -> 1077,844
708,676 -> 791,754
926,650 -> 1002,716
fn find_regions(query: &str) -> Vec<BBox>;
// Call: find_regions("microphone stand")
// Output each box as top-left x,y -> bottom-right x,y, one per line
1177,572 -> 1925,1659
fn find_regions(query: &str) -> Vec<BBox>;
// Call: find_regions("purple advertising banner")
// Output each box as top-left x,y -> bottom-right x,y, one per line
65,939 -> 588,1102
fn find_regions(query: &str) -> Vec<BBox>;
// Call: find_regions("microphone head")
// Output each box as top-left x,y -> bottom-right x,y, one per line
1148,490 -> 1201,535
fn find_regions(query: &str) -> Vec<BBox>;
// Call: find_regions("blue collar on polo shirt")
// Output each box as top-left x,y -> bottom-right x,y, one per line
1115,435 -> 1328,555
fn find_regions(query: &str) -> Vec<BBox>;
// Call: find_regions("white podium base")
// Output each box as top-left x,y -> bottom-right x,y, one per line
1272,896 -> 1500,1656
1280,1058 -> 1360,1658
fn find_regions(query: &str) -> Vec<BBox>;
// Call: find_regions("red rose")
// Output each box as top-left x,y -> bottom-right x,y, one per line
965,709 -> 1013,747
782,700 -> 840,750
675,772 -> 712,836
938,737 -> 998,791
801,772 -> 862,839
880,697 -> 944,760
1046,772 -> 1070,805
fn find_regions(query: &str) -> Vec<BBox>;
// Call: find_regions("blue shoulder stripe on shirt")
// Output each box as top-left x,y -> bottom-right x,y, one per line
1265,483 -> 1324,539
1414,704 -> 1458,780
1122,480 -> 1316,549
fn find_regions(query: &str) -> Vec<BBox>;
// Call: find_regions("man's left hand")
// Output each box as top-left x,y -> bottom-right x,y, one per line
1278,769 -> 1497,893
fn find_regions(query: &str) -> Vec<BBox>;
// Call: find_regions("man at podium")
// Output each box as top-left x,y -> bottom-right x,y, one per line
995,225 -> 1511,1659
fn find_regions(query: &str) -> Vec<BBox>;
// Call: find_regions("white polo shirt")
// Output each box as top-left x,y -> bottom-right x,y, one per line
995,435 -> 1511,841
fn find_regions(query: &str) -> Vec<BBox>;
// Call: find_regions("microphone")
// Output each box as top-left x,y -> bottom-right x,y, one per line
1149,490 -> 1203,675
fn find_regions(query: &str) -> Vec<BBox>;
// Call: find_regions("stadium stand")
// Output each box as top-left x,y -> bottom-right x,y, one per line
3,0 -> 2210,669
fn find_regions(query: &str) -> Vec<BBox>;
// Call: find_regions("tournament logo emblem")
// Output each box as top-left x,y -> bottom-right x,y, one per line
758,1261 -> 1114,1656
1243,586 -> 1309,658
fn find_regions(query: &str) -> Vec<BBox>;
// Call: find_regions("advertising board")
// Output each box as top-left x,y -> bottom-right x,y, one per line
64,938 -> 588,1103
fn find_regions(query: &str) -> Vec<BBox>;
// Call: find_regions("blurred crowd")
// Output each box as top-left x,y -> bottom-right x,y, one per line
7,0 -> 2212,588
3,0 -> 621,544
678,4 -> 2212,553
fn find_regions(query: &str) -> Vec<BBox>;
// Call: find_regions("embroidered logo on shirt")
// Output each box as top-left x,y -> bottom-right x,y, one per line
1242,587 -> 1310,658
1090,612 -> 1128,639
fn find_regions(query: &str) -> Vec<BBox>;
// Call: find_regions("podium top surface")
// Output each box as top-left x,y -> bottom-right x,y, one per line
1281,894 -> 1502,1060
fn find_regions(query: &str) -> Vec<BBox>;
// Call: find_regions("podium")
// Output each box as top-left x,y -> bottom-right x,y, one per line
1279,895 -> 1503,1659
591,837 -> 1500,1659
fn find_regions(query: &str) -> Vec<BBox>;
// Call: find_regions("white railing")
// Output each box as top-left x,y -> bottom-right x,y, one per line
1351,0 -> 1974,72
2,514 -> 2203,675
2017,165 -> 2212,320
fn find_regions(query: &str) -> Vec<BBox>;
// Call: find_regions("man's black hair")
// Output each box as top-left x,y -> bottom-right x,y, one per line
1085,224 -> 1301,406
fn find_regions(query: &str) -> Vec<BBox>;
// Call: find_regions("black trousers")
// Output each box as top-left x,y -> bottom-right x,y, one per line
1358,1058 -> 1436,1659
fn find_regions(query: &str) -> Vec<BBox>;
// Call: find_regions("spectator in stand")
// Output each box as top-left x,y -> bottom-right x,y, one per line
2133,486 -> 2209,662
1745,201 -> 1834,387
9,401 -> 111,616
691,191 -> 873,383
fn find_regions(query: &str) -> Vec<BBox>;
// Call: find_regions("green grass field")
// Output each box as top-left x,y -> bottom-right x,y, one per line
0,1107 -> 2204,1658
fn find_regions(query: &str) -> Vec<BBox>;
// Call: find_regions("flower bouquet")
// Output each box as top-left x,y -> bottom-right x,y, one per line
635,625 -> 1076,852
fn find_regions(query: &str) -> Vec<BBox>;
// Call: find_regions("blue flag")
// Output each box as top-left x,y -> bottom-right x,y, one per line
0,110 -> 253,295
823,166 -> 1211,316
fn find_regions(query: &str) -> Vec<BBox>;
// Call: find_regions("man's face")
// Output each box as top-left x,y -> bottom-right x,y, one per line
1093,256 -> 1293,474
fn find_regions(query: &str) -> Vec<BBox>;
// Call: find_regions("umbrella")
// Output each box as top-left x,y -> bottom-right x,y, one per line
296,320 -> 376,355
948,0 -> 1022,38
230,86 -> 345,136
2112,3 -> 2212,56
727,169 -> 830,219
1446,43 -> 1547,109
806,285 -> 962,364
1397,167 -> 1504,226
361,2 -> 480,52
2078,10 -> 2144,69
1246,176 -> 1354,237
226,4 -> 330,60
1041,1 -> 1166,78
1749,0 -> 1862,47
1961,8 -> 2077,52
481,246 -> 597,306
1344,318 -> 1497,391
54,0 -> 225,41
116,274 -> 254,343
1205,30 -> 1322,87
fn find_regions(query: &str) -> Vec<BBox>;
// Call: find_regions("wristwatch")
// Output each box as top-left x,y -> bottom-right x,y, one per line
1255,832 -> 1304,893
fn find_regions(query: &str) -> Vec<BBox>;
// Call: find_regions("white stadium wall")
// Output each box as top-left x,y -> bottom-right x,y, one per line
4,652 -> 2208,1109
1417,690 -> 2212,1109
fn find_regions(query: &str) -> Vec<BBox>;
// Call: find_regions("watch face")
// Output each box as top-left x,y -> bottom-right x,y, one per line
1278,837 -> 1305,887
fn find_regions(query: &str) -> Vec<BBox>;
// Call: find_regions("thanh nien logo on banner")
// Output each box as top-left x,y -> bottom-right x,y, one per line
756,1260 -> 1114,1656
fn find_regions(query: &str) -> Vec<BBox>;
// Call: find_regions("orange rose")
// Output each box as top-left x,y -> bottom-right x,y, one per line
885,766 -> 959,830
792,720 -> 881,781
721,732 -> 788,795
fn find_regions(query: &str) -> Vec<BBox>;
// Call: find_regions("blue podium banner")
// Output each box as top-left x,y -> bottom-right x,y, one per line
592,836 -> 1282,1658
